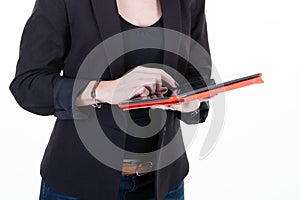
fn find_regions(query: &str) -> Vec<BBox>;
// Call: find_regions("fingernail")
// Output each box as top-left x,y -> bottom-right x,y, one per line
158,88 -> 168,92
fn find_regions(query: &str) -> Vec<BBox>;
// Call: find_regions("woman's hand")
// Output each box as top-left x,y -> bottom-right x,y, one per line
150,88 -> 205,113
76,66 -> 177,106
151,99 -> 202,113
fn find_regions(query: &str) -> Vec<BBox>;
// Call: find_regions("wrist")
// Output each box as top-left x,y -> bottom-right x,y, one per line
75,80 -> 98,106
95,79 -> 116,104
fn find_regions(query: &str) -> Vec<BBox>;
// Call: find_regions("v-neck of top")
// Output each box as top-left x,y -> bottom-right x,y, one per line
118,13 -> 163,28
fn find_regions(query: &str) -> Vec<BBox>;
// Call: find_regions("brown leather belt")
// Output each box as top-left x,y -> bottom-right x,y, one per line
121,161 -> 153,176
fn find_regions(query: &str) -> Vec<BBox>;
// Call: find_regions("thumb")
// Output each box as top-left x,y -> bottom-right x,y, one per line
130,86 -> 147,99
140,87 -> 150,97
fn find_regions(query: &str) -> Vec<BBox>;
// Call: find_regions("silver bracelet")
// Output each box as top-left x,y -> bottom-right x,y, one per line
91,79 -> 103,109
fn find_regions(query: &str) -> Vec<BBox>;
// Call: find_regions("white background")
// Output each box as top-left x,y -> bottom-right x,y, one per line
1,0 -> 299,199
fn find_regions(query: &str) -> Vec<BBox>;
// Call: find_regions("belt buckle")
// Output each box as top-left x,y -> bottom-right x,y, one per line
136,161 -> 153,176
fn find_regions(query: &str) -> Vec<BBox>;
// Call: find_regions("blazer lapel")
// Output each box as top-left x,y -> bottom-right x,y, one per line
160,0 -> 183,77
159,0 -> 183,151
90,0 -> 125,80
90,0 -> 183,80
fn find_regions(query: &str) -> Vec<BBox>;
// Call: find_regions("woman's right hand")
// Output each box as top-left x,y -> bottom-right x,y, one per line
96,66 -> 177,105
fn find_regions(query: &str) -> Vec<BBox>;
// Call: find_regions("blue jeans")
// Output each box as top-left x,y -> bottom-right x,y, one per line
39,172 -> 184,200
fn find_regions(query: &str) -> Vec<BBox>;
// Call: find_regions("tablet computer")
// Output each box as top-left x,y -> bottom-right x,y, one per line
118,73 -> 263,110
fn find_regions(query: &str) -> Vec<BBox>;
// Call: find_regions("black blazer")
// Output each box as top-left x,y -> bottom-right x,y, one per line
9,0 -> 213,199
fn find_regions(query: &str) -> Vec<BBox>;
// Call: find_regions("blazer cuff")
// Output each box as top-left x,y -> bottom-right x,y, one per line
53,78 -> 93,120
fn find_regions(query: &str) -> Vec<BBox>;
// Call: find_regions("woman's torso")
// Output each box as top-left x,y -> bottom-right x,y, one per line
119,12 -> 165,158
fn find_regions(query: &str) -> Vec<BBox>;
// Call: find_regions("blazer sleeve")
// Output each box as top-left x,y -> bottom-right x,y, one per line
174,0 -> 215,124
9,0 -> 93,120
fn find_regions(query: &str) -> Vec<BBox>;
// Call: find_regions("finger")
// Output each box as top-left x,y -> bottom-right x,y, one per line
139,87 -> 150,97
134,78 -> 157,94
171,104 -> 182,111
150,104 -> 174,110
171,88 -> 179,96
150,105 -> 167,110
134,71 -> 163,92
129,86 -> 150,99
135,67 -> 177,88
156,93 -> 165,98
155,87 -> 168,95
156,78 -> 162,92
144,85 -> 156,95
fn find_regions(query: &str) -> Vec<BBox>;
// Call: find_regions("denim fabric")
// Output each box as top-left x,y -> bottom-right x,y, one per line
39,179 -> 79,200
39,172 -> 184,200
117,172 -> 184,200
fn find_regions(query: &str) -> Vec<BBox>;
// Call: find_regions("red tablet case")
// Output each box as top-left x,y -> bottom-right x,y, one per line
118,73 -> 264,110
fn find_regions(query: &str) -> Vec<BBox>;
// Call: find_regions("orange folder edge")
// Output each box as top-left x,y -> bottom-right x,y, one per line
118,73 -> 264,110
183,74 -> 264,103
118,96 -> 184,111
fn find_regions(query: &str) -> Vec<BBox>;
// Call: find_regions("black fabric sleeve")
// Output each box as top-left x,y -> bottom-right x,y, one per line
174,0 -> 215,124
9,0 -> 93,120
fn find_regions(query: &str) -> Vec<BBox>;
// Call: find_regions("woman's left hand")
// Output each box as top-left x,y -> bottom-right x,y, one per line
151,99 -> 201,113
149,88 -> 204,112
